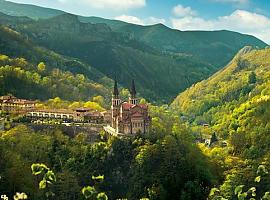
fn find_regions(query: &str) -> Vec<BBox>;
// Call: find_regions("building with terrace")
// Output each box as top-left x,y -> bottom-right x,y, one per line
27,109 -> 74,121
0,95 -> 36,114
27,108 -> 104,123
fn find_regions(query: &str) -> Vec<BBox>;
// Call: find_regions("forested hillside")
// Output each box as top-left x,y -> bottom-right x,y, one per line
115,24 -> 266,67
0,106 -> 218,200
0,24 -> 111,83
0,26 -> 112,101
8,13 -> 216,102
172,46 -> 270,199
0,54 -> 110,101
0,0 -> 267,102
1,1 -> 270,199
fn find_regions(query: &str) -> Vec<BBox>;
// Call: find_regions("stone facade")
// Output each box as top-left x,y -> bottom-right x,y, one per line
111,80 -> 151,135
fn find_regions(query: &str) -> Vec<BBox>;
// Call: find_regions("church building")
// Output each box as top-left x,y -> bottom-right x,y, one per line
110,80 -> 151,135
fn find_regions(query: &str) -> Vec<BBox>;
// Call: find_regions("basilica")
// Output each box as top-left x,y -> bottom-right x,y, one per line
110,80 -> 151,135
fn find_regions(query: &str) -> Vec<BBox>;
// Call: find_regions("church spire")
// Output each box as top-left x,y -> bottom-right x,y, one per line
113,79 -> 119,97
130,79 -> 136,98
129,79 -> 138,105
112,79 -> 121,108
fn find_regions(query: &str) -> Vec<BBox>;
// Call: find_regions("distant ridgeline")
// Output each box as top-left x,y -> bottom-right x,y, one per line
0,0 -> 267,102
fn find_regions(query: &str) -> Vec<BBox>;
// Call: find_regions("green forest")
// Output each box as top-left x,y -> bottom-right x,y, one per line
1,46 -> 270,199
0,3 -> 266,102
0,106 -> 217,200
172,46 -> 270,199
1,1 -> 270,199
0,54 -> 110,101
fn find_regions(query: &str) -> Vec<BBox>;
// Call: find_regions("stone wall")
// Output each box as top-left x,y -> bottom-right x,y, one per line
13,123 -> 104,142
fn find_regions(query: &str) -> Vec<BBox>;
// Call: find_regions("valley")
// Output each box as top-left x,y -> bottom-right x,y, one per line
0,0 -> 270,200
0,0 -> 267,102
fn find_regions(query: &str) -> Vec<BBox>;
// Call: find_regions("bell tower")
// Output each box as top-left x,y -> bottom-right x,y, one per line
112,79 -> 121,107
111,79 -> 121,129
129,79 -> 139,105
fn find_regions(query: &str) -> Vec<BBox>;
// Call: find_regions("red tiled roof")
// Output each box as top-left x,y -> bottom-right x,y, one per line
121,102 -> 148,110
1,99 -> 36,104
121,102 -> 134,110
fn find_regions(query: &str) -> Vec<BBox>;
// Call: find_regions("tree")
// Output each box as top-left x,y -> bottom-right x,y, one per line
37,62 -> 46,72
92,96 -> 105,108
82,175 -> 108,200
210,132 -> 218,146
84,101 -> 105,111
248,72 -> 257,84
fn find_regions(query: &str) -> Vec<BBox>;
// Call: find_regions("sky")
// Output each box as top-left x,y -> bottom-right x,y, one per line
8,0 -> 270,43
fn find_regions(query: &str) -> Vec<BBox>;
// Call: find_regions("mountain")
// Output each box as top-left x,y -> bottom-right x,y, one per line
0,12 -> 215,102
0,25 -> 113,101
0,0 -> 267,102
0,11 -> 32,25
0,0 -> 63,19
171,46 -> 270,140
116,24 -> 267,67
171,46 -> 270,199
81,19 -> 267,67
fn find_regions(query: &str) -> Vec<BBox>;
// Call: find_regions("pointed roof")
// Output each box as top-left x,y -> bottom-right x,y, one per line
113,79 -> 119,96
130,79 -> 136,97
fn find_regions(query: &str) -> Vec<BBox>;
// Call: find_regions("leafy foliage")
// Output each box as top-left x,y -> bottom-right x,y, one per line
0,54 -> 110,101
13,192 -> 28,200
31,163 -> 56,199
81,175 -> 107,200
0,106 -> 217,199
172,46 -> 270,199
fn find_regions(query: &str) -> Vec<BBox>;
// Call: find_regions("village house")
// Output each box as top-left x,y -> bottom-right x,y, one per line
0,95 -> 36,114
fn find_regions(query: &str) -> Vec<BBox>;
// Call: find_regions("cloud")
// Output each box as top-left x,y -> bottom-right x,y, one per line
115,15 -> 166,25
209,0 -> 250,8
171,9 -> 270,44
172,17 -> 213,30
172,4 -> 197,17
58,0 -> 146,10
211,0 -> 249,4
144,17 -> 166,25
115,15 -> 144,25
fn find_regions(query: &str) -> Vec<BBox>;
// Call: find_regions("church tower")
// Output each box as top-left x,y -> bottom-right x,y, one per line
111,79 -> 121,129
129,79 -> 139,105
112,79 -> 121,107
